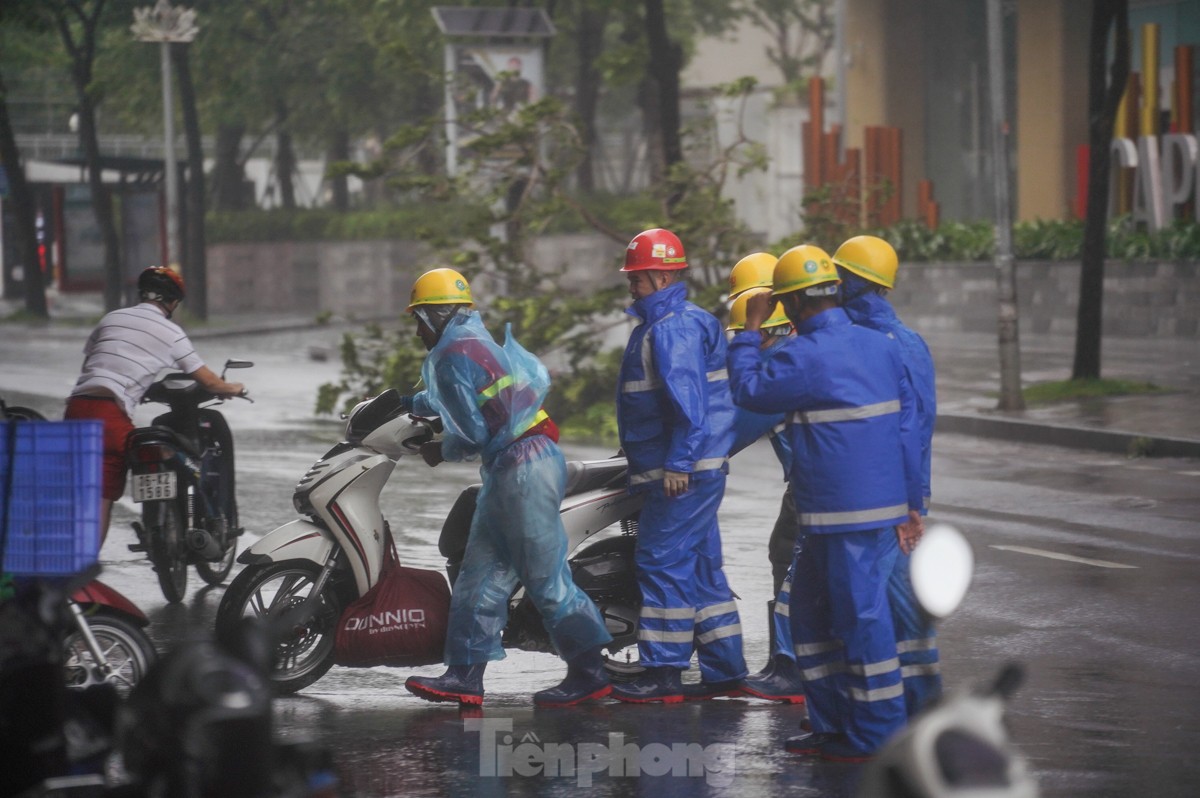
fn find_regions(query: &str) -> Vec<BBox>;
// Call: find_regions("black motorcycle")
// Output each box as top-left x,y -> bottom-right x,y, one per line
127,359 -> 252,603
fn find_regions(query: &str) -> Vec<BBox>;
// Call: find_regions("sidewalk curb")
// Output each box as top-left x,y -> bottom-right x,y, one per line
936,412 -> 1200,459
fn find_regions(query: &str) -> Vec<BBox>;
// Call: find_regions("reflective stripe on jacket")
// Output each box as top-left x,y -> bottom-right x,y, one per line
617,282 -> 734,489
727,306 -> 922,534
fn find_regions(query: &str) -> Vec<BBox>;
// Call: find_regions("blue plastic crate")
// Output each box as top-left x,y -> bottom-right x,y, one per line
0,420 -> 103,577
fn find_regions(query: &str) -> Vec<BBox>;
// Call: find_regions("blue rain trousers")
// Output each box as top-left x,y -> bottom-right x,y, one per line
729,336 -> 798,663
635,476 -> 747,683
790,527 -> 906,753
843,285 -> 941,714
445,434 -> 612,665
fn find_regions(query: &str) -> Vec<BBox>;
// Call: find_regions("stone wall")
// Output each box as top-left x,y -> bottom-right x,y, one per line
207,239 -> 427,317
890,260 -> 1199,339
208,238 -> 1199,339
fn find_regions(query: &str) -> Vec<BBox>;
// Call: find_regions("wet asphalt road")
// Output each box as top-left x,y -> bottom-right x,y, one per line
3,324 -> 1199,797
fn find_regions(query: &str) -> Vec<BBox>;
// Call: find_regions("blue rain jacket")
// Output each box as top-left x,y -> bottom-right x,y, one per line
730,335 -> 792,475
842,289 -> 936,510
616,282 -> 734,490
727,306 -> 922,534
413,310 -> 611,664
411,311 -> 549,466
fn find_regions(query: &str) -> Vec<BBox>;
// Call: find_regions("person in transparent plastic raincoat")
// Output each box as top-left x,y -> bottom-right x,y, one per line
400,268 -> 613,707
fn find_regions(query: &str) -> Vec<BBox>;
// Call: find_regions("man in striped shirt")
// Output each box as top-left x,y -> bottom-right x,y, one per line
65,267 -> 245,542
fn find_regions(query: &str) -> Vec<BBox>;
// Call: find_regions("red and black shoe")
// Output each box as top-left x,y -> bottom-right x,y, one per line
741,654 -> 806,704
405,664 -> 486,706
816,736 -> 874,763
610,666 -> 684,704
534,648 -> 613,708
682,678 -> 746,701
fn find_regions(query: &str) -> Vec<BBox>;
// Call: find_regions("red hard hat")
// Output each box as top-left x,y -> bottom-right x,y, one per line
621,228 -> 687,272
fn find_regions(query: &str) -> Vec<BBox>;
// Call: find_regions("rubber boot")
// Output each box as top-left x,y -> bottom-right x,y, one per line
610,666 -> 684,704
747,600 -> 778,680
405,664 -> 486,706
741,653 -> 806,704
681,677 -> 746,701
784,731 -> 840,755
533,646 -> 612,708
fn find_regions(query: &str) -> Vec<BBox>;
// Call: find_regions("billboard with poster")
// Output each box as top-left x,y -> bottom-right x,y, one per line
432,6 -> 555,177
446,44 -> 545,174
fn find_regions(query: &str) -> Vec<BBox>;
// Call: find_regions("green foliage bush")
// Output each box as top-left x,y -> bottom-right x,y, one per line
213,204 -> 1200,262
208,205 -> 488,243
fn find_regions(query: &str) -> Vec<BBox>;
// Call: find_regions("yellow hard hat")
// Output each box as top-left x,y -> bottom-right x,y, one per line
832,235 -> 898,289
406,268 -> 474,312
772,244 -> 840,298
728,252 -> 777,299
726,287 -> 790,331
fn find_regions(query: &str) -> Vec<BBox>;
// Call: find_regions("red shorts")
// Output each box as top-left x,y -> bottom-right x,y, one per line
65,396 -> 133,501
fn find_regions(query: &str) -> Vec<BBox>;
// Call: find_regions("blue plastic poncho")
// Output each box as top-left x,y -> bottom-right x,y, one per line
412,310 -> 611,665
412,311 -> 549,465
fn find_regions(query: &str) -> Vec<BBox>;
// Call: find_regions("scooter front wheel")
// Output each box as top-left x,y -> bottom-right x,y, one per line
216,560 -> 348,695
63,612 -> 158,697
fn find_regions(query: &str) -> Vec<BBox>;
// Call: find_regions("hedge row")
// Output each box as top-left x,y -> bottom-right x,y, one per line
208,205 -> 1200,261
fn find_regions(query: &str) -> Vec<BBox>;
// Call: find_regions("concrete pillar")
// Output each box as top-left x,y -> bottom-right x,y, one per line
1016,0 -> 1089,221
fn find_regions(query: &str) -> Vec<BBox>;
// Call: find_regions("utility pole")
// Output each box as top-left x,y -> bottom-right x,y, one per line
986,0 -> 1024,411
132,1 -> 198,274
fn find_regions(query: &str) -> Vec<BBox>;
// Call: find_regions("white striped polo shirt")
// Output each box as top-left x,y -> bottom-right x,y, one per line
70,302 -> 206,418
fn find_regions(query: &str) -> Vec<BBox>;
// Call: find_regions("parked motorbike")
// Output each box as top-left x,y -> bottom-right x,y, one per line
216,388 -> 645,694
1,398 -> 157,699
858,524 -> 1040,798
119,617 -> 340,798
0,395 -> 45,422
65,577 -> 158,697
127,359 -> 253,603
2,578 -> 332,797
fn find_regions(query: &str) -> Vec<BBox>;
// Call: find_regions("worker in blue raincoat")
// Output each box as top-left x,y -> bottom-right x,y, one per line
727,245 -> 924,762
611,228 -> 747,704
725,282 -> 806,705
401,268 -> 613,708
834,235 -> 940,716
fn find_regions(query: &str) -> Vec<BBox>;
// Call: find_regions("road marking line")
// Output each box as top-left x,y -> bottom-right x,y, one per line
989,545 -> 1138,569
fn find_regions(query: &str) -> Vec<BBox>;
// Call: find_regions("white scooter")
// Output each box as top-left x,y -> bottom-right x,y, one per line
858,524 -> 1040,798
215,389 -> 645,694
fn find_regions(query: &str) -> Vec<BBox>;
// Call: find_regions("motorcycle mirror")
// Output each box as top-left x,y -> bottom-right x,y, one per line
223,359 -> 254,370
910,523 -> 974,620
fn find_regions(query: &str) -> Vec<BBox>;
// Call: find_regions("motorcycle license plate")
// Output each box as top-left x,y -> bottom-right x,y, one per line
131,472 -> 177,502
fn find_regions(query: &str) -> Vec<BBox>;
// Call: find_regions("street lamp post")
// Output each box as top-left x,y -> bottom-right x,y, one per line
132,0 -> 198,272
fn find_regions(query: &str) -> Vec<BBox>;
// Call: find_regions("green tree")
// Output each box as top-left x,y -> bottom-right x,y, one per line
0,5 -> 55,319
45,0 -> 124,311
319,72 -> 765,434
741,0 -> 834,100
